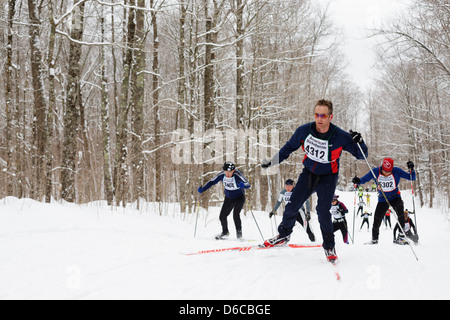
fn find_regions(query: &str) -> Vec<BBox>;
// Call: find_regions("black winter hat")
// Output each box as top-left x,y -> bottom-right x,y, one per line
223,161 -> 236,171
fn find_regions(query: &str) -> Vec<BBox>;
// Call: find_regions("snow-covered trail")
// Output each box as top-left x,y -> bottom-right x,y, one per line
0,193 -> 449,300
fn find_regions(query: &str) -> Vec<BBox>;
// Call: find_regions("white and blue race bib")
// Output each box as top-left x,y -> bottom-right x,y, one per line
223,176 -> 239,191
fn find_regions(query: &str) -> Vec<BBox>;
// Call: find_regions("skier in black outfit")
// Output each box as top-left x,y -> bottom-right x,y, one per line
198,161 -> 250,240
360,210 -> 372,231
394,210 -> 419,244
330,195 -> 349,244
356,199 -> 365,218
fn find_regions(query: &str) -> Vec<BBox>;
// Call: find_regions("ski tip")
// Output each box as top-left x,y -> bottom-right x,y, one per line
289,244 -> 322,248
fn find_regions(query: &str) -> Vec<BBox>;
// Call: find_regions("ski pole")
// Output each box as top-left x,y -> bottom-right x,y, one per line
267,174 -> 276,236
194,194 -> 200,238
409,164 -> 418,234
352,184 -> 357,244
247,200 -> 265,242
343,219 -> 354,244
356,142 -> 419,261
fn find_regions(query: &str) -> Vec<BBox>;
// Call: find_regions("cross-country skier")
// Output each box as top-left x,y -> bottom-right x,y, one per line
352,158 -> 416,245
394,209 -> 419,245
360,210 -> 372,231
356,199 -> 365,217
270,179 -> 316,242
384,209 -> 392,229
358,186 -> 364,202
330,195 -> 350,244
198,161 -> 250,240
365,193 -> 371,207
261,99 -> 368,262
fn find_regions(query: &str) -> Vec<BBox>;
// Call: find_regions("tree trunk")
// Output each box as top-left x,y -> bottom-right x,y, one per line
62,1 -> 85,203
100,7 -> 114,205
150,0 -> 161,207
27,0 -> 48,201
5,0 -> 16,196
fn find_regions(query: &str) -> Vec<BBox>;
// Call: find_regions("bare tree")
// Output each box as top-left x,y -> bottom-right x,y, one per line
27,0 -> 48,201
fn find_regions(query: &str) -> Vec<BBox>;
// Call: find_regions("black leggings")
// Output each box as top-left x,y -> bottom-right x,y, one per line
219,195 -> 245,233
372,197 -> 405,241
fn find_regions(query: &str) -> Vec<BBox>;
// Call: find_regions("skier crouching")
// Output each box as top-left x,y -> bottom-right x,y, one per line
198,161 -> 250,240
394,210 -> 419,245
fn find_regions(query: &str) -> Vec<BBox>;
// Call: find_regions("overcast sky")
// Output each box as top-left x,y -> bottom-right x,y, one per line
317,0 -> 413,91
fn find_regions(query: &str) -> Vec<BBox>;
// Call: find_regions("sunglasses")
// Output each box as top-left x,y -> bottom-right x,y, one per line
314,113 -> 331,119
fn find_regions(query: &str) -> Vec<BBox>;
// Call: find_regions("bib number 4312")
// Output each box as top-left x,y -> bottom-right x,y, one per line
304,134 -> 330,163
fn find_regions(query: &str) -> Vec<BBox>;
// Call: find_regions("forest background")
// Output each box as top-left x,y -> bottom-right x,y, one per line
0,0 -> 448,214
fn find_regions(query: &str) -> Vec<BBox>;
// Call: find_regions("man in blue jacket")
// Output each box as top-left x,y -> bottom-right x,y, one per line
352,158 -> 416,244
262,99 -> 368,262
198,161 -> 250,240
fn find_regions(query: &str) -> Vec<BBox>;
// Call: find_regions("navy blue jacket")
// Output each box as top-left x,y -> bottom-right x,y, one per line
201,169 -> 250,199
273,122 -> 368,175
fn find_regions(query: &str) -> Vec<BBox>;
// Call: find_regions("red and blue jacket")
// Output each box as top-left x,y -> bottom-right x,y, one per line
274,122 -> 368,175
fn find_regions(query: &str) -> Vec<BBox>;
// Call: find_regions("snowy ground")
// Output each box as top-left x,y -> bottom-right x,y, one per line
1,191 -> 449,300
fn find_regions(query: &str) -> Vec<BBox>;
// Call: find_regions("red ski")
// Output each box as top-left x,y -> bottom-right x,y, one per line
185,244 -> 322,256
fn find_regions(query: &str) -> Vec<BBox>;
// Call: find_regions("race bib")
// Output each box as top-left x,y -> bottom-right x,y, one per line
283,191 -> 292,204
223,176 -> 238,191
304,134 -> 330,163
330,205 -> 341,219
378,174 -> 396,192
405,222 -> 411,232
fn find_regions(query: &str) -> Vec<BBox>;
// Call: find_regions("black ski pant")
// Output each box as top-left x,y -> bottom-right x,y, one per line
333,220 -> 348,244
279,168 -> 338,250
360,219 -> 370,230
356,206 -> 364,217
384,215 -> 391,228
219,195 -> 245,234
372,197 -> 405,241
296,212 -> 316,242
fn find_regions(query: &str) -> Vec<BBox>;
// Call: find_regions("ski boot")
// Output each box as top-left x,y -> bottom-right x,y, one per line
236,230 -> 243,241
260,234 -> 290,248
324,247 -> 338,263
393,235 -> 409,245
215,232 -> 230,240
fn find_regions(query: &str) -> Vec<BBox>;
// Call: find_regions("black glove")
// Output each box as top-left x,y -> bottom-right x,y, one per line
261,159 -> 272,169
352,176 -> 361,185
269,211 -> 276,218
407,161 -> 415,170
305,212 -> 311,222
349,130 -> 362,144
